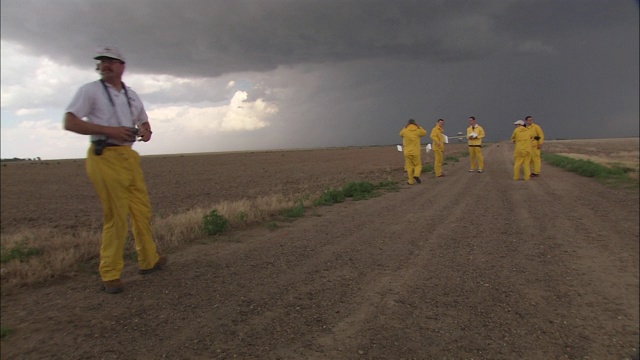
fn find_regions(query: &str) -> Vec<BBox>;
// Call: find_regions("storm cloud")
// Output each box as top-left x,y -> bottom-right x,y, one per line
1,0 -> 638,159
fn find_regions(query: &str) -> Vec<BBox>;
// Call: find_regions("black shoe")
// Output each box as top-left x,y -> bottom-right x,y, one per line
138,256 -> 168,275
414,176 -> 421,184
102,279 -> 124,294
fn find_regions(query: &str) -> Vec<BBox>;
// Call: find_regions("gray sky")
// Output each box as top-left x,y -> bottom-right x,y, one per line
1,0 -> 638,159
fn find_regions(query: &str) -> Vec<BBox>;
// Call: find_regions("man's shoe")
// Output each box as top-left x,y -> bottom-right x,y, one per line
102,279 -> 124,294
477,169 -> 483,173
414,176 -> 422,184
468,169 -> 475,172
437,174 -> 446,177
139,256 -> 168,275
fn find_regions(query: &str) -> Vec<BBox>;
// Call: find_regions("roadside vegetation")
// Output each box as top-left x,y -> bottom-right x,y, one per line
0,180 -> 400,290
542,153 -> 638,188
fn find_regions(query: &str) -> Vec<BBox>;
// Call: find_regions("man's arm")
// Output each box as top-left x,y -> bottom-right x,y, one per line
64,112 -> 138,142
478,126 -> 485,139
536,125 -> 544,147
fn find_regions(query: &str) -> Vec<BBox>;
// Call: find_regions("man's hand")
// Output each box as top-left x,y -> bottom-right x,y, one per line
138,128 -> 153,142
106,127 -> 139,142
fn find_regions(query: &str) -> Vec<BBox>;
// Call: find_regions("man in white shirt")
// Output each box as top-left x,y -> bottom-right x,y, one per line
64,46 -> 166,294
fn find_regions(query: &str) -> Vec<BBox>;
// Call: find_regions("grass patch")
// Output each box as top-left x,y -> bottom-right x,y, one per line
542,153 -> 638,187
313,180 -> 399,207
444,155 -> 460,163
422,163 -> 434,173
280,201 -> 306,218
1,326 -> 14,339
202,209 -> 230,235
313,188 -> 346,206
1,241 -> 43,264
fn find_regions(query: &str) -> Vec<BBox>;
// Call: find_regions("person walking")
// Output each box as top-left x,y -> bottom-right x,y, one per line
511,120 -> 532,181
466,116 -> 486,173
525,115 -> 545,177
430,119 -> 446,177
399,119 -> 428,184
63,46 -> 167,294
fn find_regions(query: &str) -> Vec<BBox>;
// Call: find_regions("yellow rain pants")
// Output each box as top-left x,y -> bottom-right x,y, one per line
468,147 -> 484,171
511,127 -> 532,181
431,125 -> 445,177
86,144 -> 160,281
528,123 -> 544,175
404,155 -> 422,184
400,124 -> 427,184
433,149 -> 444,177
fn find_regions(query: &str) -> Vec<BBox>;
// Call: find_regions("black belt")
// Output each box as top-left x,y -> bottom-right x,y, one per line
91,140 -> 122,147
468,145 -> 482,147
91,140 -> 125,156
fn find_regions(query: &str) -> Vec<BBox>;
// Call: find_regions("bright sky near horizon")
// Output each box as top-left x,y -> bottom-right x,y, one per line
1,0 -> 638,160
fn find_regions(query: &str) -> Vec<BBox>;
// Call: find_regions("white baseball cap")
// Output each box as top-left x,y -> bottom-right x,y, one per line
513,120 -> 525,126
94,46 -> 125,63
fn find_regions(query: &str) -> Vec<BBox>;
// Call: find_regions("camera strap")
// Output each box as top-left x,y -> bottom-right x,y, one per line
100,79 -> 134,127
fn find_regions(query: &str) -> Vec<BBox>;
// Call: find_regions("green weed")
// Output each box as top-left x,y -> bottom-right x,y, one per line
267,221 -> 279,230
342,181 -> 375,200
542,153 -> 637,187
280,201 -> 306,218
202,209 -> 230,235
313,188 -> 346,206
422,164 -> 434,173
1,326 -> 14,339
1,241 -> 43,264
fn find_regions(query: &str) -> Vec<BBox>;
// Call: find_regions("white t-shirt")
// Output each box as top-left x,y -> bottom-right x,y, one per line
65,80 -> 148,144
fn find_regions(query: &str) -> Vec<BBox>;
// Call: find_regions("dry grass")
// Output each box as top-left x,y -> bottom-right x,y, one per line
1,193 -> 318,290
1,228 -> 100,288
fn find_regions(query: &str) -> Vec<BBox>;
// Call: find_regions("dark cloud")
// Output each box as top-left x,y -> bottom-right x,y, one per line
3,0 -> 635,78
1,0 -> 638,149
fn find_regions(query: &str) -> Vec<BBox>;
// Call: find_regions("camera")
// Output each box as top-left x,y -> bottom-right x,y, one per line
128,127 -> 140,140
93,139 -> 107,156
93,128 -> 139,156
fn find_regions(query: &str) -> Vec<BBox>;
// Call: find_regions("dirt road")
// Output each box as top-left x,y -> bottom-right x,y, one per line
1,143 -> 638,359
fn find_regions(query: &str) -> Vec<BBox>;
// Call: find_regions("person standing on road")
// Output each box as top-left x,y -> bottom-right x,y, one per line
525,115 -> 545,177
511,120 -> 532,181
466,116 -> 486,173
63,46 -> 167,294
430,118 -> 446,178
399,119 -> 428,185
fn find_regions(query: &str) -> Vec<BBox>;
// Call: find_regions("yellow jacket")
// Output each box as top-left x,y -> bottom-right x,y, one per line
430,125 -> 444,151
511,127 -> 532,156
399,124 -> 427,155
527,123 -> 544,147
467,125 -> 485,146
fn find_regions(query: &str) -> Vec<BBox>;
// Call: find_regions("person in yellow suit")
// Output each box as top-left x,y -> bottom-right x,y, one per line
399,119 -> 428,184
511,120 -> 532,181
64,46 -> 167,294
466,116 -> 486,173
525,115 -> 545,177
430,118 -> 446,177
